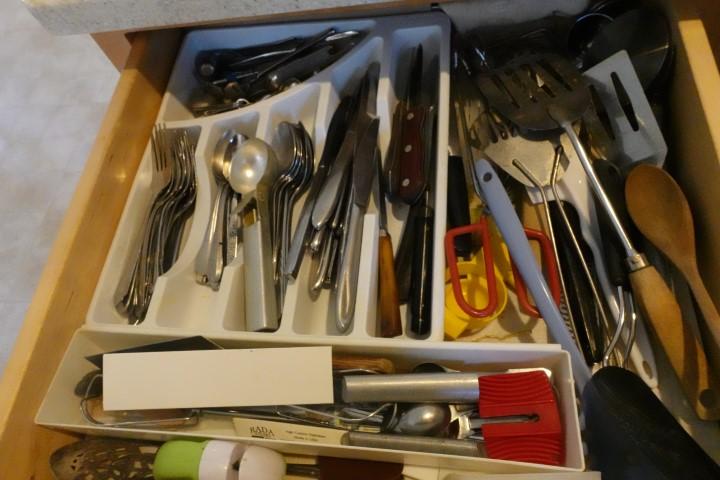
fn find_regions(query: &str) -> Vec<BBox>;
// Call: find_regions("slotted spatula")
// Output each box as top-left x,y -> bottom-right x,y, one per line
50,438 -> 158,480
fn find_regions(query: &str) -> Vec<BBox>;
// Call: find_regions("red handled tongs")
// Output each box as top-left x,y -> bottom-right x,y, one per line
444,217 -> 561,318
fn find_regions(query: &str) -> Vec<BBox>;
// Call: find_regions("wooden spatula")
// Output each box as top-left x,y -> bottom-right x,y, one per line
626,164 -> 720,410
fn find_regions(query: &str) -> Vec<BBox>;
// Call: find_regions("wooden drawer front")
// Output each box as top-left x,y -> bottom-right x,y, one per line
0,31 -> 182,479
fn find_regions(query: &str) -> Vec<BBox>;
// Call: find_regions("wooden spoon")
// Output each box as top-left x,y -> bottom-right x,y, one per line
625,163 -> 720,419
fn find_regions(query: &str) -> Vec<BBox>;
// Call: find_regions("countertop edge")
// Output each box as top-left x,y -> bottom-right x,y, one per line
22,0 -> 408,35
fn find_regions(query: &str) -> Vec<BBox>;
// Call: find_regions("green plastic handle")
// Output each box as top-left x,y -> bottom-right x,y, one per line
153,440 -> 208,480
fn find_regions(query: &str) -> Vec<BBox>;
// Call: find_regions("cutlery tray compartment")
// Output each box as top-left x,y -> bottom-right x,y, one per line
36,328 -> 584,473
86,13 -> 451,341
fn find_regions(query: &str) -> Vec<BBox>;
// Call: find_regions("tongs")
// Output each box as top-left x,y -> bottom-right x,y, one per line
445,217 -> 561,320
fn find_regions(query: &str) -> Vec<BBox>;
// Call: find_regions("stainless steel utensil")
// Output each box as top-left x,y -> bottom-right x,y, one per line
335,64 -> 380,332
285,96 -> 355,278
195,130 -> 243,290
482,111 -> 568,187
230,138 -> 281,331
343,372 -> 486,403
50,439 -> 159,480
476,52 -> 647,273
270,122 -> 314,308
115,126 -> 198,324
343,432 -> 482,457
392,403 -> 452,436
191,29 -> 364,116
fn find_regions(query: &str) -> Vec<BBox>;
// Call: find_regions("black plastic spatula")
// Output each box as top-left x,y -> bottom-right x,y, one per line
583,367 -> 720,479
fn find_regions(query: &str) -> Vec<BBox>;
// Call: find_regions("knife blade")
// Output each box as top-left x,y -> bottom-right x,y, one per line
285,95 -> 355,278
310,76 -> 366,230
336,116 -> 380,332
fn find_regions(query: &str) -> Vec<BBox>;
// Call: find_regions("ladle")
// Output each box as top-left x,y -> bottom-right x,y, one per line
230,138 -> 281,331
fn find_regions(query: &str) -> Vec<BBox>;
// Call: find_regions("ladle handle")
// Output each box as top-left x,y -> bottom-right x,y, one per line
243,201 -> 279,332
629,265 -> 720,420
561,122 -> 639,261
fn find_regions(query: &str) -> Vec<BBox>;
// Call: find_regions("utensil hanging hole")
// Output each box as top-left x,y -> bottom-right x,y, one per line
610,72 -> 640,131
699,389 -> 718,409
524,64 -> 553,100
483,172 -> 492,182
492,74 -> 519,108
537,59 -> 572,91
589,85 -> 616,140
642,361 -> 653,378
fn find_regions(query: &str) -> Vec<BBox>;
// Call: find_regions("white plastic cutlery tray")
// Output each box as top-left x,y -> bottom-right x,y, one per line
86,13 -> 450,341
36,329 -> 584,473
42,11 -> 587,474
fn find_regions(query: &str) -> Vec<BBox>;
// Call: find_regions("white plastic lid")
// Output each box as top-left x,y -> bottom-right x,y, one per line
236,445 -> 286,480
198,440 -> 245,480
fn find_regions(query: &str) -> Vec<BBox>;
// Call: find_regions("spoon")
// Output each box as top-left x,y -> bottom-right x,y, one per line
195,130 -> 244,289
228,138 -> 278,194
212,129 -> 242,180
626,164 -> 720,380
393,404 -> 451,437
230,138 -> 280,331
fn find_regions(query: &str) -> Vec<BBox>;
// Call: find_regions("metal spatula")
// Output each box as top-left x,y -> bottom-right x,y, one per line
476,53 -> 645,283
482,109 -> 570,187
476,52 -> 590,133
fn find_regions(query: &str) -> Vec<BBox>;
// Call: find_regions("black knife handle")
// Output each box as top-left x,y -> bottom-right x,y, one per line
593,160 -> 631,288
394,206 -> 416,304
446,155 -> 472,257
409,199 -> 434,336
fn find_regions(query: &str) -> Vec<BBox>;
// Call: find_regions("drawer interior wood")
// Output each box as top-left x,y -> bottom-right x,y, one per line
0,30 -> 182,479
1,1 -> 719,477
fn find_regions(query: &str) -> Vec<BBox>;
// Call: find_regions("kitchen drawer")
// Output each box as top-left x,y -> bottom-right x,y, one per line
1,0 -> 720,478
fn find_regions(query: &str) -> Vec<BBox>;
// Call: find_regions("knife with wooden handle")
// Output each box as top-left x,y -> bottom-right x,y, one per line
376,149 -> 402,338
387,45 -> 428,206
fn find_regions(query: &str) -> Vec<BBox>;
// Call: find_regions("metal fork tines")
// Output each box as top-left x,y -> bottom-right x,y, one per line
116,125 -> 199,324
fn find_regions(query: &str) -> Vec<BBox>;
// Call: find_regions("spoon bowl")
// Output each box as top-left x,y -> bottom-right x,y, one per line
393,404 -> 451,437
212,129 -> 243,181
228,138 -> 278,194
625,164 -> 695,265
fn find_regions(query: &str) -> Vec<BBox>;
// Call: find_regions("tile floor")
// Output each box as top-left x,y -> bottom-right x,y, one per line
0,1 -> 119,373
